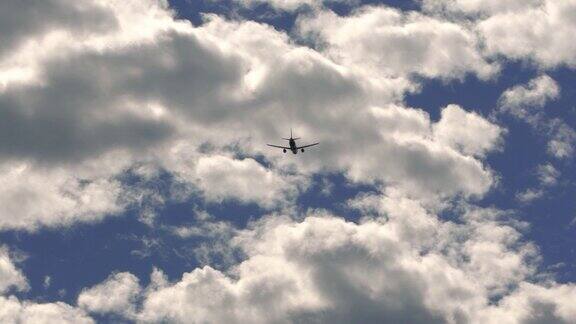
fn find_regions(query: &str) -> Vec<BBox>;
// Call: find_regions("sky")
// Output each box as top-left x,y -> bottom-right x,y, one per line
1,0 -> 576,323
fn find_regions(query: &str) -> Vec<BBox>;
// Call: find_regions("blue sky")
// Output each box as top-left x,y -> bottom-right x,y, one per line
1,0 -> 576,323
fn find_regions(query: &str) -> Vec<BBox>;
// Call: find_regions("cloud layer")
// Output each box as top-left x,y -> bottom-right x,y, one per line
0,0 -> 575,323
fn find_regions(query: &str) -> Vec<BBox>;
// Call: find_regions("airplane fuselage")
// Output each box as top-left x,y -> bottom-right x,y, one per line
266,130 -> 318,154
289,139 -> 298,154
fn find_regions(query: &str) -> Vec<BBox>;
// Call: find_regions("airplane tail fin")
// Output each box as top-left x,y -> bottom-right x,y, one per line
282,128 -> 300,140
283,128 -> 293,141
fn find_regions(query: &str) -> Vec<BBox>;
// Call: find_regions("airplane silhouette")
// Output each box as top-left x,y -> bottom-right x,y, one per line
267,129 -> 319,154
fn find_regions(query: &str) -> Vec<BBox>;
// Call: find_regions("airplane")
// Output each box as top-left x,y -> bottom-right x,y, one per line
267,129 -> 319,154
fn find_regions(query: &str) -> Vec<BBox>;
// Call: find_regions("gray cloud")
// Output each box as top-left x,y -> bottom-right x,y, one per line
0,0 -> 116,60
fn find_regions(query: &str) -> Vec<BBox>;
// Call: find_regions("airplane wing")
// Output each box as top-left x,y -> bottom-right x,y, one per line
296,142 -> 319,149
267,144 -> 291,149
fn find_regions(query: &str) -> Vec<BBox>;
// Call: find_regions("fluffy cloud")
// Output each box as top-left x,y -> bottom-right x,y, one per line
486,283 -> 576,323
1,3 -> 574,323
297,6 -> 497,81
478,0 -> 576,68
422,0 -> 543,16
195,155 -> 307,208
233,0 -> 359,11
0,249 -> 93,323
77,272 -> 141,317
0,247 -> 28,294
79,199 -> 574,323
498,76 -> 574,160
0,0 -> 507,232
498,75 -> 560,123
236,0 -> 321,11
433,104 -> 503,157
0,297 -> 93,324
0,161 -> 125,231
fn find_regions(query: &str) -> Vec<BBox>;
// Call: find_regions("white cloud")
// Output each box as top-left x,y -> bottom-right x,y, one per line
0,296 -> 93,324
479,0 -> 576,68
2,1 -> 575,324
0,0 -> 506,232
498,75 -> 560,123
433,104 -> 503,157
422,0 -> 543,16
195,155 -> 308,208
498,76 -> 574,160
124,201 -> 573,323
0,162 -> 124,231
78,272 -> 141,317
546,119 -> 576,159
0,247 -> 28,294
516,188 -> 544,204
233,0 -> 358,11
515,163 -> 561,204
537,163 -> 560,186
485,282 -> 576,323
236,0 -> 321,11
297,6 -> 497,81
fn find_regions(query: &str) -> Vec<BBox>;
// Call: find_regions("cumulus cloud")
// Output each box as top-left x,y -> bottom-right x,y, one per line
0,250 -> 93,323
498,75 -> 560,123
236,0 -> 321,11
0,247 -> 28,294
75,199 -> 575,323
422,0 -> 543,16
297,6 -> 497,81
1,2 -> 574,323
478,0 -> 576,68
498,76 -> 575,160
0,0 -> 507,231
0,296 -> 93,324
433,104 -> 503,157
0,161 -> 125,231
77,272 -> 141,317
195,155 -> 307,208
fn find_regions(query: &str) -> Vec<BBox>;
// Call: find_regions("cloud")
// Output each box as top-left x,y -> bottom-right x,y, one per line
0,247 -> 28,294
478,0 -> 576,68
1,1 -> 575,324
497,76 -> 575,160
0,161 -> 125,231
195,155 -> 308,208
422,0 -> 543,16
0,296 -> 93,324
433,104 -> 503,157
233,0 -> 356,11
498,75 -> 560,123
546,119 -> 576,159
0,1 -> 507,231
297,6 -> 497,81
515,163 -> 560,204
77,272 -> 141,317
516,188 -> 544,204
0,0 -> 116,62
76,198 -> 574,323
537,163 -> 560,186
0,248 -> 93,323
486,282 -> 576,323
